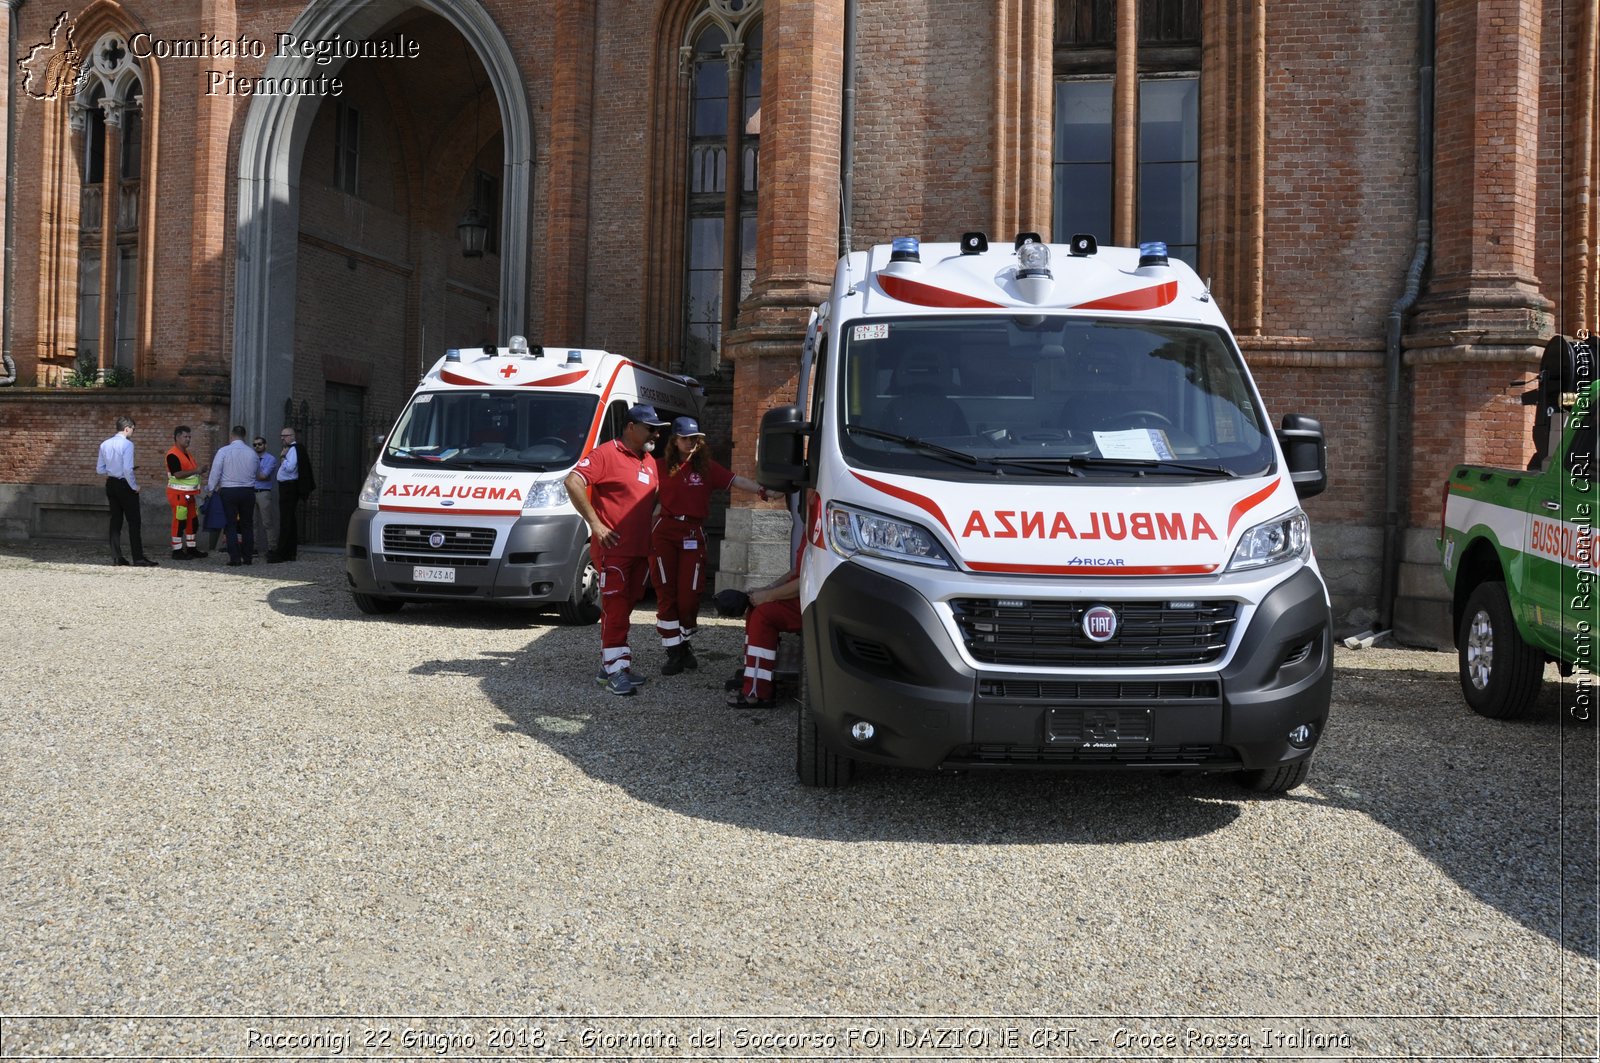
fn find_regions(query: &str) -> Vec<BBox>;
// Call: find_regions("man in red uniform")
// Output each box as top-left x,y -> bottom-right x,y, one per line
164,426 -> 208,559
728,547 -> 803,708
652,416 -> 766,675
565,404 -> 669,696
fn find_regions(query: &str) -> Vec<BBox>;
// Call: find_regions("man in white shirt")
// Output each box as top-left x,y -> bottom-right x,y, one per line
269,426 -> 305,562
206,425 -> 260,566
96,416 -> 156,567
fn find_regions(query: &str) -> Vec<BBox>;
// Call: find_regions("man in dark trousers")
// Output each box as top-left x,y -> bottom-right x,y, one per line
269,426 -> 310,562
96,415 -> 157,566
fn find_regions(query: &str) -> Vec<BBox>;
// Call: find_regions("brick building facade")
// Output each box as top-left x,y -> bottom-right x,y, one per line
0,0 -> 1595,644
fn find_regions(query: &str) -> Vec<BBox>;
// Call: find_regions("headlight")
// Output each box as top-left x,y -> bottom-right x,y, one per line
524,478 -> 571,510
1228,509 -> 1310,571
357,470 -> 385,507
827,501 -> 953,568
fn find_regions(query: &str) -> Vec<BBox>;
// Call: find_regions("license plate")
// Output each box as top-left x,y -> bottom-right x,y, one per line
1047,708 -> 1152,746
413,566 -> 456,583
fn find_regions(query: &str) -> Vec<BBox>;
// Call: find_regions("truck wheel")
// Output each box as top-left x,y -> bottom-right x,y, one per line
796,667 -> 854,788
352,592 -> 403,615
1459,581 -> 1545,719
556,546 -> 602,625
1236,757 -> 1313,795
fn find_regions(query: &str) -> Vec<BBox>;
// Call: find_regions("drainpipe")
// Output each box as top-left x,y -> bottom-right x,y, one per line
839,0 -> 856,257
1,0 -> 23,386
1377,0 -> 1435,630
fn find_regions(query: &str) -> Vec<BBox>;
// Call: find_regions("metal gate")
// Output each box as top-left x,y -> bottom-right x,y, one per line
285,391 -> 393,545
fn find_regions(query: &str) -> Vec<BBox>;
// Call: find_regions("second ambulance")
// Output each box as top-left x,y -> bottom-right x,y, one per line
346,338 -> 702,620
758,233 -> 1332,791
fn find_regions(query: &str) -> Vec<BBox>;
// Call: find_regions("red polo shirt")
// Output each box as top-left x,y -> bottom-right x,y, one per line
572,439 -> 659,556
657,458 -> 734,522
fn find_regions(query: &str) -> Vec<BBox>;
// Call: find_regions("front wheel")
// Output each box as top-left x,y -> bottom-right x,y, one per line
1458,581 -> 1545,719
556,546 -> 602,625
1235,757 -> 1313,794
796,666 -> 854,788
352,591 -> 403,615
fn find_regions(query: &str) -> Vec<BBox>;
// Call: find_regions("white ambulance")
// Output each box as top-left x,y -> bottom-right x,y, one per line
346,338 -> 703,620
758,233 -> 1332,791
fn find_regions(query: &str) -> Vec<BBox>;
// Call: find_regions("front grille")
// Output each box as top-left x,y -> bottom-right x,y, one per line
951,599 -> 1238,667
979,679 -> 1220,700
949,743 -> 1229,765
382,524 -> 497,559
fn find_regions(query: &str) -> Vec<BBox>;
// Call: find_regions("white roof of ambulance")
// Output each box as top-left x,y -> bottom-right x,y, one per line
842,240 -> 1228,330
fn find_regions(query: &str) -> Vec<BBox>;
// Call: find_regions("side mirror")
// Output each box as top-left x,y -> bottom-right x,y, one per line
1277,413 -> 1327,499
757,404 -> 809,492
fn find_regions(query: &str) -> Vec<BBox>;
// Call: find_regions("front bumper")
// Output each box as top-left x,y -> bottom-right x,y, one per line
345,509 -> 587,606
804,562 -> 1332,773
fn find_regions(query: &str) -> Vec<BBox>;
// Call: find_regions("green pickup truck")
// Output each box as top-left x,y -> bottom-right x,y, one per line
1440,334 -> 1598,718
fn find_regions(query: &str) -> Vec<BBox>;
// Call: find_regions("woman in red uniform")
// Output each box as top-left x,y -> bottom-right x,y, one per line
652,416 -> 765,675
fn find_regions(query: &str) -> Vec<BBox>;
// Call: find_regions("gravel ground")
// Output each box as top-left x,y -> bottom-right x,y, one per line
0,541 -> 1595,1060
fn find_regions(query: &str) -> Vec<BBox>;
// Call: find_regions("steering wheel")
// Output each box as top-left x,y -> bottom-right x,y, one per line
1106,409 -> 1173,428
532,436 -> 569,448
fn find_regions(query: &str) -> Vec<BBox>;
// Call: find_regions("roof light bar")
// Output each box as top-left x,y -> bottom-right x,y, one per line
890,236 -> 921,263
1139,241 -> 1170,268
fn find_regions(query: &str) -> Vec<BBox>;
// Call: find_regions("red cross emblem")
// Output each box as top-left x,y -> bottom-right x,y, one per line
499,364 -> 517,379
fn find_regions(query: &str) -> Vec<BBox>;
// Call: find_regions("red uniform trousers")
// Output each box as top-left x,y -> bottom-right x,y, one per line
742,597 -> 803,700
597,547 -> 650,676
651,516 -> 707,649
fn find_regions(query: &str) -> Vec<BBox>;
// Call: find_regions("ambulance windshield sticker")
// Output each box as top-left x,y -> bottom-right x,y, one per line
1093,429 -> 1176,460
853,323 -> 889,342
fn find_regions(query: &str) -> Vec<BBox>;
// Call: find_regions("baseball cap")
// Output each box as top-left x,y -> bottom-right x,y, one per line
626,403 -> 669,426
672,416 -> 705,437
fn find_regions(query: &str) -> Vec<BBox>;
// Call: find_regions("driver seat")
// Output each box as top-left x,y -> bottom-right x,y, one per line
881,362 -> 969,438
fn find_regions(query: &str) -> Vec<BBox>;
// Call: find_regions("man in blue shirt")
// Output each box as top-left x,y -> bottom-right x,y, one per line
206,425 -> 260,566
96,416 -> 156,566
252,435 -> 279,559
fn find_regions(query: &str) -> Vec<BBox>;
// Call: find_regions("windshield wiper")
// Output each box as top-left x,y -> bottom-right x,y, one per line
845,425 -> 999,472
976,456 -> 1084,477
1062,455 -> 1241,478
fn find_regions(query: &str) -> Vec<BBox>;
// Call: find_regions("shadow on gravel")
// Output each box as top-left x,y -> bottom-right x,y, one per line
419,634 -> 1597,954
405,624 -> 1247,846
1286,662 -> 1596,960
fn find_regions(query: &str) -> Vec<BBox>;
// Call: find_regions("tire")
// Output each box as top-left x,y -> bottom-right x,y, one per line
556,546 -> 602,625
1236,756 -> 1313,794
1458,581 -> 1545,719
352,591 -> 403,615
796,665 -> 854,788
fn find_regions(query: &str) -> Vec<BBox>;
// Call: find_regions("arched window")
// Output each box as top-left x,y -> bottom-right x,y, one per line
681,0 -> 761,375
1053,0 -> 1200,266
71,33 -> 145,375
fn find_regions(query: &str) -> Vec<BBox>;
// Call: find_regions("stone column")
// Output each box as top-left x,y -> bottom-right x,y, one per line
541,0 -> 596,342
716,0 -> 843,591
1398,0 -> 1552,645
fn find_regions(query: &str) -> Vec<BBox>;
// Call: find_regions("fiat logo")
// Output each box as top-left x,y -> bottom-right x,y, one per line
428,532 -> 446,549
1082,604 -> 1118,642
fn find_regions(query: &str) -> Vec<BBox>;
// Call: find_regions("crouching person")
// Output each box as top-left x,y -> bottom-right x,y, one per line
726,559 -> 802,709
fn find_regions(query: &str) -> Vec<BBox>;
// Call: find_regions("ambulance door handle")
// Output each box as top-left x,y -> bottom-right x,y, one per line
1541,499 -> 1561,511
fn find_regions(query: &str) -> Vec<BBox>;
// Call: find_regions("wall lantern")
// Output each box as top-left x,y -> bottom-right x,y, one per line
457,208 -> 489,258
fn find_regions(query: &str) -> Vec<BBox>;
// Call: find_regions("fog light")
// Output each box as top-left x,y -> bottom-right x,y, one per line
1287,723 -> 1316,748
850,721 -> 875,742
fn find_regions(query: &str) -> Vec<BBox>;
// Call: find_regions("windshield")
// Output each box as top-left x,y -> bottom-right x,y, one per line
837,315 -> 1275,478
384,390 -> 598,469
